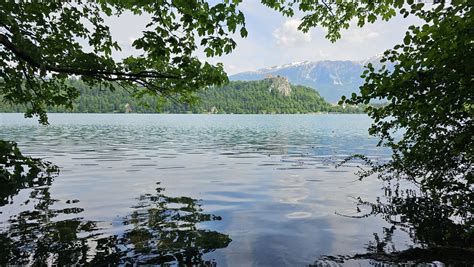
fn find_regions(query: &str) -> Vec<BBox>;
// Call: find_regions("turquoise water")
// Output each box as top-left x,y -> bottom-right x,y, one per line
0,114 -> 410,266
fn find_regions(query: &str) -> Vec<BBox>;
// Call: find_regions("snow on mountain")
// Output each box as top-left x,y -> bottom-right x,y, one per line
257,61 -> 312,72
359,54 -> 384,66
229,56 -> 389,103
231,60 -> 368,103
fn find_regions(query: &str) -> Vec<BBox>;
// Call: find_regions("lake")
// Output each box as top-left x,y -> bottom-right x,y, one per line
0,113 -> 413,266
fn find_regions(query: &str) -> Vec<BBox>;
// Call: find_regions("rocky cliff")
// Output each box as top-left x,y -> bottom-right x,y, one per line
265,75 -> 291,96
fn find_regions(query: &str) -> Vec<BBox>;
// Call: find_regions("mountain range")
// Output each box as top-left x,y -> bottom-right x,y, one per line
230,57 -> 383,103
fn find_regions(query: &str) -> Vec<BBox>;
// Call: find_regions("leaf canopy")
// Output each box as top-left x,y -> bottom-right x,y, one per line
0,0 -> 246,123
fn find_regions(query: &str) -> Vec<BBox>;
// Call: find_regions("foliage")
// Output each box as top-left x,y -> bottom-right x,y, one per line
193,80 -> 340,114
0,79 -> 364,114
0,0 -> 246,124
262,0 -> 409,42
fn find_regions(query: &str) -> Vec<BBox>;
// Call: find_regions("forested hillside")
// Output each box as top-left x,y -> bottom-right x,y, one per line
0,79 -> 363,114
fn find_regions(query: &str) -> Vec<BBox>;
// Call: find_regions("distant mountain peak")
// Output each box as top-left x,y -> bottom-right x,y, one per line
230,59 -> 374,103
230,56 -> 390,103
258,61 -> 312,72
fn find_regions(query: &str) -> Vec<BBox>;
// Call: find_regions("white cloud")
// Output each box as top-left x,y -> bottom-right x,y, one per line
342,23 -> 382,44
273,19 -> 312,46
367,31 -> 380,38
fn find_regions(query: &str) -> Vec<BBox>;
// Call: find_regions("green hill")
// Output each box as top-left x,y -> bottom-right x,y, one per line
0,79 -> 363,114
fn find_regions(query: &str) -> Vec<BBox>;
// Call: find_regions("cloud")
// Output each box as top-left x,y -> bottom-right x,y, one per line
342,23 -> 382,44
273,19 -> 312,46
367,31 -> 380,38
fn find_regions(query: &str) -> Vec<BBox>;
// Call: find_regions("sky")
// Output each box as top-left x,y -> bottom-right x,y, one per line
105,1 -> 422,75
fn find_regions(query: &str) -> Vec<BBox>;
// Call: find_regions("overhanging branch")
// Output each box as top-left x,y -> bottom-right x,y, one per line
0,33 -> 182,81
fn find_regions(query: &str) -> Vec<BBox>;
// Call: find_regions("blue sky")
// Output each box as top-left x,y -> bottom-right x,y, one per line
106,1 -> 422,75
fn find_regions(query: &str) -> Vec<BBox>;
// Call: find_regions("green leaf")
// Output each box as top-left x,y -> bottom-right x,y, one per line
240,27 -> 248,38
403,35 -> 411,45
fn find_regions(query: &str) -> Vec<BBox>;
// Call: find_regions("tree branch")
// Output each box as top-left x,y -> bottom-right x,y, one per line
321,0 -> 336,19
0,33 -> 182,81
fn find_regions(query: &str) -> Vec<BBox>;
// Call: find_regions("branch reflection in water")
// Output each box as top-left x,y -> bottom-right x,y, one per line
312,157 -> 473,266
0,176 -> 231,265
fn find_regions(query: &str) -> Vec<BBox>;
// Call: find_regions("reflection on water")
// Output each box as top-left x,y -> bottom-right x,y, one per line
311,155 -> 474,266
312,194 -> 474,266
0,186 -> 93,265
2,114 -> 435,266
122,184 -> 231,265
0,140 -> 57,207
0,179 -> 230,265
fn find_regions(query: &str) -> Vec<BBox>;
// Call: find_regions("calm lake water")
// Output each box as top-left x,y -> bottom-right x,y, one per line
0,113 -> 413,266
